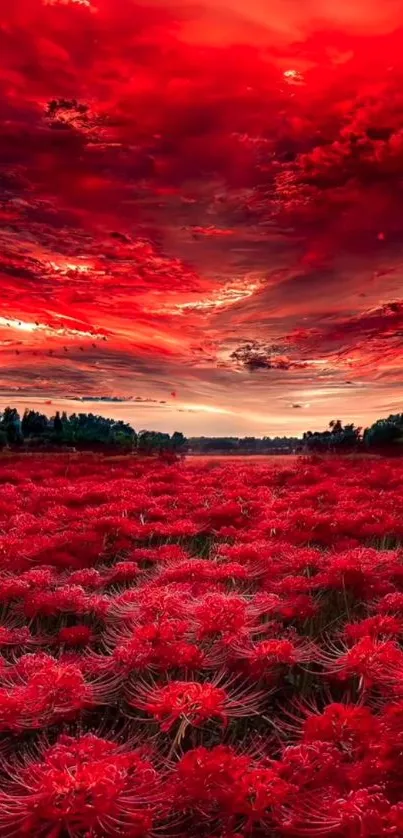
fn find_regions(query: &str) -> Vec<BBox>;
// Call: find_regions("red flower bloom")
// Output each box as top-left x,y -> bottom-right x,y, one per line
129,677 -> 263,731
1,734 -> 160,837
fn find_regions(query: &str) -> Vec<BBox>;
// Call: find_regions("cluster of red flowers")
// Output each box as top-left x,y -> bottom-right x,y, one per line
1,451 -> 403,836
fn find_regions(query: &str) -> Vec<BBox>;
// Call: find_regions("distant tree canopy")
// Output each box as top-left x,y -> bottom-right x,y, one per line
302,415 -> 403,453
303,420 -> 362,452
1,407 -> 403,455
363,414 -> 403,450
0,408 -> 188,454
137,430 -> 187,454
188,436 -> 300,453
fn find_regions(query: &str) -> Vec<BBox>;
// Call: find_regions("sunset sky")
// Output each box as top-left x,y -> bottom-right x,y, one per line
1,0 -> 403,435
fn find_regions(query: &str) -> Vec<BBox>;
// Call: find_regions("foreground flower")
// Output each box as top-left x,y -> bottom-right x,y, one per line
0,653 -> 113,731
0,733 -> 160,837
279,788 -> 391,836
325,637 -> 403,689
174,745 -> 294,829
234,636 -> 316,679
129,677 -> 264,732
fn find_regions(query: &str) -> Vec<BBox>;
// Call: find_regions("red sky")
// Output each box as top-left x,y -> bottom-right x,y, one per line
1,0 -> 403,435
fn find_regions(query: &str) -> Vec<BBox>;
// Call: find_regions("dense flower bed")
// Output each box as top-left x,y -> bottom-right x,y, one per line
0,452 -> 403,836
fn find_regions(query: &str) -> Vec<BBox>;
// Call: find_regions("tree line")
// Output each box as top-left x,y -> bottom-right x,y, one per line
190,416 -> 403,453
0,407 -> 402,454
0,408 -> 187,454
302,417 -> 403,453
187,436 -> 300,453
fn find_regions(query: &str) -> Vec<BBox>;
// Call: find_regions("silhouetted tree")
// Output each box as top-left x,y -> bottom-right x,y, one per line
329,419 -> 343,434
2,408 -> 23,446
170,431 -> 187,453
22,409 -> 49,438
137,430 -> 170,454
53,411 -> 63,437
8,403 -> 403,457
303,421 -> 361,452
364,415 -> 403,450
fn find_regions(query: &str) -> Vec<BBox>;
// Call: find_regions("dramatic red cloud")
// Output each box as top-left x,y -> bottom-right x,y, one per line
1,0 -> 403,433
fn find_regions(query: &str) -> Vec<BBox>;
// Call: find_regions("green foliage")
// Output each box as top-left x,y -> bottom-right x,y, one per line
22,410 -> 49,438
0,407 -> 138,452
303,420 -> 361,452
170,431 -> 187,452
188,436 -> 299,453
364,415 -> 403,449
2,408 -> 23,445
66,412 -> 136,448
0,407 -> 190,454
137,431 -> 170,453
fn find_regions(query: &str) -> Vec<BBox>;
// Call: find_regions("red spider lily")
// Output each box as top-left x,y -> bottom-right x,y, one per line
154,559 -> 219,584
111,620 -> 207,674
233,636 -> 317,679
174,744 -> 252,810
279,741 -> 345,790
311,549 -> 400,598
279,788 -> 391,836
376,592 -> 403,614
250,592 -> 282,615
211,833 -> 245,838
299,702 -> 380,759
0,733 -> 160,837
217,541 -> 273,563
104,560 -> 141,585
323,637 -> 403,689
108,583 -> 191,622
194,501 -> 246,531
128,675 -> 264,732
193,593 -> 256,639
344,615 -> 403,641
174,745 -> 294,829
228,543 -> 322,576
0,614 -> 32,647
130,545 -> 191,565
56,624 -> 94,647
231,766 -> 296,829
273,576 -> 313,595
253,591 -> 319,621
22,586 -> 109,619
27,531 -> 109,570
21,567 -> 59,587
369,701 -> 403,784
380,699 -> 403,742
4,453 -> 403,835
0,653 -> 116,731
152,558 -> 258,586
105,616 -> 194,650
22,586 -> 89,619
0,575 -> 31,603
66,567 -> 103,588
387,803 -> 403,833
214,561 -> 261,582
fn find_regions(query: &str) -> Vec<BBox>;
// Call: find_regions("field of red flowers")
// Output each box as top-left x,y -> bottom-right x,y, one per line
1,452 -> 403,836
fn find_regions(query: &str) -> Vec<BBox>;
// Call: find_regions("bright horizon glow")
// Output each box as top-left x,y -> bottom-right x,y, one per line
0,392 -> 399,437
